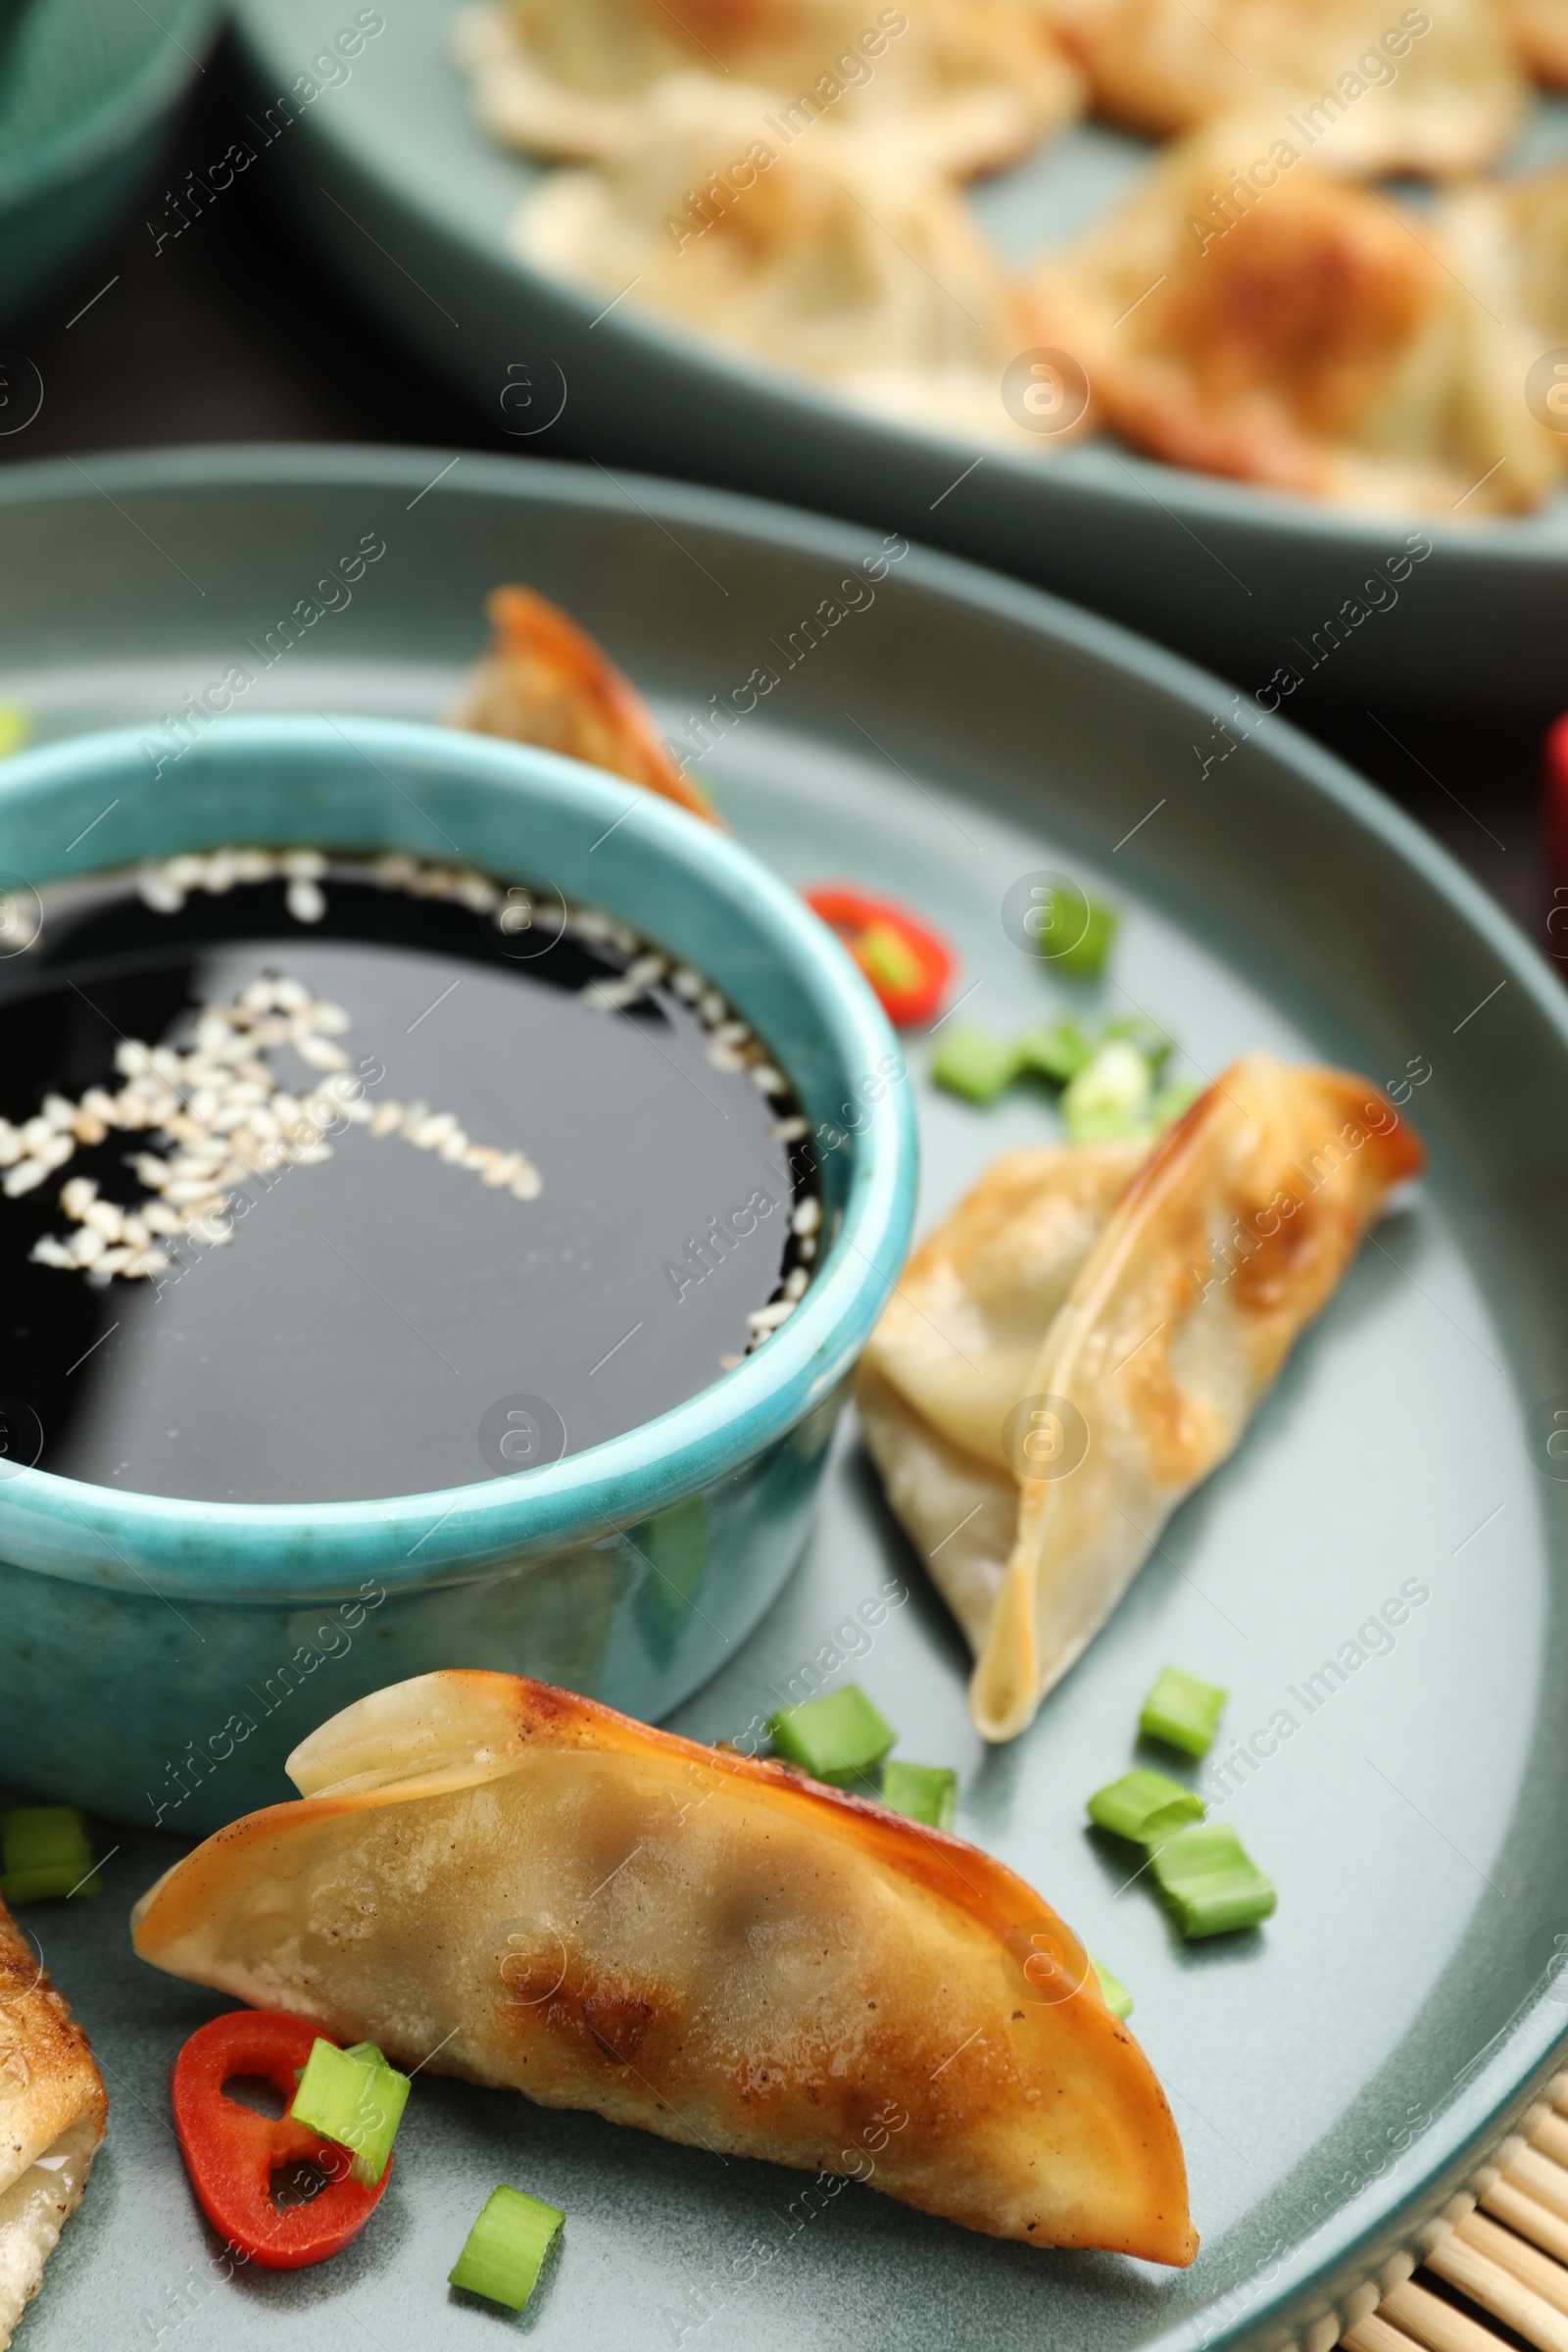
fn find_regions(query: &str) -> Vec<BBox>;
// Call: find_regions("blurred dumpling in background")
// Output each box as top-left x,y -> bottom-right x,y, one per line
1501,0 -> 1568,83
1048,0 -> 1525,174
514,80 -> 1057,445
457,0 -> 1084,179
1026,115 -> 1566,512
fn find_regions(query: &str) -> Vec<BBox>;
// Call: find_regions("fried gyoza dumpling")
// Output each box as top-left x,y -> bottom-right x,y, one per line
451,586 -> 719,823
514,80 -> 1046,442
1027,117 -> 1566,513
860,1056 -> 1423,1741
1501,0 -> 1568,84
457,0 -> 1082,179
1051,0 -> 1523,172
0,1899 -> 107,2350
132,1670 -> 1199,2265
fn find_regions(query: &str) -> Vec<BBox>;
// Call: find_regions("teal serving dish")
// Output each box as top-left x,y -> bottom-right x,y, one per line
0,715 -> 916,1832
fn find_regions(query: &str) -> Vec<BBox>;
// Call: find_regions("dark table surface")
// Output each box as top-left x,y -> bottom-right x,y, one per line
1,35 -> 1558,970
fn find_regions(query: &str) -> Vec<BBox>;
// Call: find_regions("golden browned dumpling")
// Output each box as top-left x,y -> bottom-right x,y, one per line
0,1899 -> 107,2350
457,0 -> 1083,178
1051,0 -> 1524,173
860,1057 -> 1424,1741
132,1671 -> 1200,2266
514,80 -> 1050,442
1027,117 -> 1566,513
1501,0 -> 1568,83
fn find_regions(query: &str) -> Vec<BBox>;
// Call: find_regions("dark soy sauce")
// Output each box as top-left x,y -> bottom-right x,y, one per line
0,858 -> 818,1503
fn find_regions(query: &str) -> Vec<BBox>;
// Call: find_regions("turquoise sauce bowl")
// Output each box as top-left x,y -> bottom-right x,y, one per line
0,718 -> 917,1831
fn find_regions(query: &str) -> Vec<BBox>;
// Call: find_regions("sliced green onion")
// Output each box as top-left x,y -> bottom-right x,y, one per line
768,1687 -> 894,1787
1102,1014 -> 1175,1075
1061,1039 -> 1152,1145
1012,1018 -> 1094,1085
343,2040 -> 390,2072
449,2184 -> 564,2311
290,2036 -> 411,2187
1151,1077 -> 1202,1130
1,1806 -> 96,1905
1087,1770 -> 1204,1844
1033,890 -> 1118,978
1152,1822 -> 1276,1938
879,1761 -> 957,1831
1140,1665 -> 1227,1759
1091,1957 -> 1134,2021
930,1024 -> 1018,1104
858,921 -> 925,996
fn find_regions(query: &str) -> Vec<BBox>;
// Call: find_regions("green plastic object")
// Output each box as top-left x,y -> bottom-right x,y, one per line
0,1804 -> 94,1903
449,2184 -> 564,2311
768,1687 -> 894,1786
879,1761 -> 957,1831
1087,1770 -> 1204,1844
929,1024 -> 1017,1103
1091,1958 -> 1134,2021
1141,1665 -> 1228,1758
290,2037 -> 410,2188
1152,1823 -> 1277,1939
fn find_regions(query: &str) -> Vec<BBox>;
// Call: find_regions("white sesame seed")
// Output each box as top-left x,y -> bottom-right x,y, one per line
799,1235 -> 816,1261
233,849 -> 274,883
749,1065 -> 785,1094
69,1227 -> 106,1267
572,908 -> 613,942
438,1129 -> 470,1163
282,849 -> 326,880
203,851 -> 238,894
123,1249 -> 170,1278
770,1116 -> 808,1141
138,870 -> 184,914
41,1094 -> 75,1131
671,967 -> 703,1001
20,1116 -> 53,1153
61,1176 -> 97,1219
272,978 -> 310,1012
0,1124 -> 19,1168
122,1214 -> 151,1250
142,1203 -> 183,1237
368,1101 -> 404,1138
713,1020 -> 751,1048
373,853 -> 418,888
165,855 -> 206,891
31,1234 -> 76,1267
289,1142 -> 334,1165
411,1112 -> 457,1150
497,898 -> 533,935
746,1299 -> 795,1332
792,1197 -> 821,1236
481,1154 -> 521,1188
699,989 -> 726,1025
706,1043 -> 746,1072
313,1002 -> 350,1035
626,954 -> 666,990
83,1200 -> 124,1242
287,878 -> 325,924
456,873 -> 500,913
510,1161 -> 543,1200
298,1035 -> 350,1071
93,1246 -> 132,1277
784,1266 -> 809,1299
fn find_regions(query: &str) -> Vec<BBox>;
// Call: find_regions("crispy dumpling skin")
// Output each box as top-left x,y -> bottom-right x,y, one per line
131,1670 -> 1198,2266
1029,117 -> 1566,513
858,1137 -> 1148,1649
513,80 -> 1047,443
1051,0 -> 1524,172
457,0 -> 1083,179
0,1898 -> 107,2351
451,585 -> 718,822
1504,0 -> 1568,83
974,1056 -> 1423,1739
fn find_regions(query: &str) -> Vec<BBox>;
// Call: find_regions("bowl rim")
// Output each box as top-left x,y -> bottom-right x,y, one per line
0,712 -> 917,1590
0,0 -> 222,210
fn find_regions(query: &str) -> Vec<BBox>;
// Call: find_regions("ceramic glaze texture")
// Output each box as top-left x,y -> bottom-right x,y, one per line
0,718 -> 915,1831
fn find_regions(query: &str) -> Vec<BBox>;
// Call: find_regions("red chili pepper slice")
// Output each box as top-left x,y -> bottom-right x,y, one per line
171,2010 -> 390,2270
803,887 -> 955,1027
1544,713 -> 1568,892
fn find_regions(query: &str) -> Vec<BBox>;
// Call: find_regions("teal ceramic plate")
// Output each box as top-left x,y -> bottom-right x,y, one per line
0,0 -> 221,329
230,0 -> 1568,711
0,444 -> 1565,2352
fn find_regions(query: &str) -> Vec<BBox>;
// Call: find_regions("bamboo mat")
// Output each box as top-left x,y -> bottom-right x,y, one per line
1341,2074 -> 1568,2352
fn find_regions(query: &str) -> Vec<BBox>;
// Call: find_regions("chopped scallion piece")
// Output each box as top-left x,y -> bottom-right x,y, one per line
1012,1018 -> 1094,1085
1060,1039 -> 1152,1145
1091,1957 -> 1134,2021
290,2037 -> 410,2188
1044,889 -> 1114,983
768,1687 -> 894,1787
1140,1665 -> 1227,1759
930,1024 -> 1018,1103
879,1761 -> 957,1831
1151,1077 -> 1202,1130
1,1806 -> 96,1905
1087,1770 -> 1204,1844
1101,1014 -> 1175,1072
450,2184 -> 564,2311
1151,1823 -> 1275,1938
